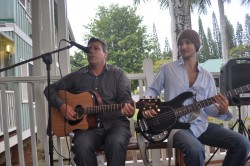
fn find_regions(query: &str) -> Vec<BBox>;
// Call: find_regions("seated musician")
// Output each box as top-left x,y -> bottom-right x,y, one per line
44,37 -> 135,166
142,29 -> 250,166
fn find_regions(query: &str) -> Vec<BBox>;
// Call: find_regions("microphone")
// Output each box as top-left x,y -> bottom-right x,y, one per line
68,41 -> 90,53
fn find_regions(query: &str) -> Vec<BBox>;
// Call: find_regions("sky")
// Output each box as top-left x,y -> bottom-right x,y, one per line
67,0 -> 250,54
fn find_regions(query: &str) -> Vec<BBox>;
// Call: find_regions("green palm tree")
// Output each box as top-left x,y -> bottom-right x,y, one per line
134,0 -> 192,60
133,0 -> 250,62
195,0 -> 250,62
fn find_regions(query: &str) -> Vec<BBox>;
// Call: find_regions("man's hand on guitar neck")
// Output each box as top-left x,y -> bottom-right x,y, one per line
121,103 -> 135,118
212,93 -> 229,115
60,103 -> 76,121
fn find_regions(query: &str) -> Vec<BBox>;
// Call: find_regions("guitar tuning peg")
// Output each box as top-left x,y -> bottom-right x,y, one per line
157,108 -> 161,112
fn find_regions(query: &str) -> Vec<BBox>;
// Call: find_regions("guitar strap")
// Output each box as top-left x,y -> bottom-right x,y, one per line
167,129 -> 180,166
137,130 -> 179,166
136,132 -> 150,166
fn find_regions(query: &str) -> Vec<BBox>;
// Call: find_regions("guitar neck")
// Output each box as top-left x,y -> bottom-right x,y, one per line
175,84 -> 250,117
81,104 -> 124,114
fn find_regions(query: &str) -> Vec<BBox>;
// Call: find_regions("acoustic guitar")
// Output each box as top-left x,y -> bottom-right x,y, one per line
51,90 -> 150,137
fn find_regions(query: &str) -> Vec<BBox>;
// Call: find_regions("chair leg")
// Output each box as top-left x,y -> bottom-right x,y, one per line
175,148 -> 185,166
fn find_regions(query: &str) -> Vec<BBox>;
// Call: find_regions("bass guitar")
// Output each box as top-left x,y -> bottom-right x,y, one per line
136,84 -> 250,142
51,90 -> 150,137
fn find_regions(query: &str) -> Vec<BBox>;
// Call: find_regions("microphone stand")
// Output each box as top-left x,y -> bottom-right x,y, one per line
0,45 -> 72,166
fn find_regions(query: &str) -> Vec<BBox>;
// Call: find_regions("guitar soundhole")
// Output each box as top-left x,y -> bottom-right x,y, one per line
75,105 -> 85,118
68,105 -> 84,125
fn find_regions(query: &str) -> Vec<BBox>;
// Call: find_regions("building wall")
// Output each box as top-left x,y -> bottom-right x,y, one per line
0,0 -> 33,78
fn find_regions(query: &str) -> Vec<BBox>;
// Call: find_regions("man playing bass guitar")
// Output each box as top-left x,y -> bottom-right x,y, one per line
142,29 -> 250,166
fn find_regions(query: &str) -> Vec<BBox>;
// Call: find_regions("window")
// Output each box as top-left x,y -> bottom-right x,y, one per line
19,0 -> 32,16
26,0 -> 32,16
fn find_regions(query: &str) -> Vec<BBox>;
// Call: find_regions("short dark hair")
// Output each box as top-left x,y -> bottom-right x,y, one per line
88,37 -> 107,51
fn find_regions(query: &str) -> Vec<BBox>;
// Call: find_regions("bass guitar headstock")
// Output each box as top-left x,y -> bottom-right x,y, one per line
136,96 -> 162,112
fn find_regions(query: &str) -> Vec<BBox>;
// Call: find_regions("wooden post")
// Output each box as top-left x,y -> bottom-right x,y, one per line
143,58 -> 154,89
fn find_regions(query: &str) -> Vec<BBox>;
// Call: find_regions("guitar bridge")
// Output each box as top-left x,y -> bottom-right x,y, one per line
138,119 -> 148,132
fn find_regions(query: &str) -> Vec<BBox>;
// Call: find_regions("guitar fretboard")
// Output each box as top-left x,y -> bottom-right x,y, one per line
174,84 -> 250,117
76,102 -> 142,118
76,104 -> 124,118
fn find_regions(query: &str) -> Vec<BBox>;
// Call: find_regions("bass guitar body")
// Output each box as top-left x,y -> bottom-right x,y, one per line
136,92 -> 193,142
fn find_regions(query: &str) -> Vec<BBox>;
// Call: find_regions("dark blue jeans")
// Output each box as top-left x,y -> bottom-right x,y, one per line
174,123 -> 250,166
71,124 -> 131,166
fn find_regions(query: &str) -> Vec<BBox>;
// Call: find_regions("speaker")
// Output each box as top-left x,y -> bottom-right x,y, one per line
220,58 -> 250,106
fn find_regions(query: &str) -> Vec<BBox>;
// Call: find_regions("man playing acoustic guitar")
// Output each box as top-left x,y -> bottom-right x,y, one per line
142,29 -> 250,166
44,37 -> 135,166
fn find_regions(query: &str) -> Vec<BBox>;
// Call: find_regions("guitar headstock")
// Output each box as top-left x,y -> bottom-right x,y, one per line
136,96 -> 162,112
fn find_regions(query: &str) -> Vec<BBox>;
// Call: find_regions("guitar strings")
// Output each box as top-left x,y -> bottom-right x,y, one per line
145,107 -> 176,126
143,103 -> 201,128
143,97 -> 214,127
77,103 -> 125,119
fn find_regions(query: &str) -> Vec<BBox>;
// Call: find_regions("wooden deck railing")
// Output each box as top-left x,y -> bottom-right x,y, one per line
0,91 -> 15,136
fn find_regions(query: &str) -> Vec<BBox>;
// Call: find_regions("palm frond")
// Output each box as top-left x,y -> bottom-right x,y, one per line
158,0 -> 169,10
133,0 -> 150,6
191,0 -> 211,14
241,0 -> 250,5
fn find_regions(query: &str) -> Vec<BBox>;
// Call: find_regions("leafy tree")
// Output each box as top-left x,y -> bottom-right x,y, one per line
207,27 -> 219,59
70,51 -> 88,72
152,23 -> 162,61
225,16 -> 236,49
212,12 -> 222,58
236,22 -> 244,46
134,0 -> 192,60
153,58 -> 172,73
198,17 -> 210,63
134,0 -> 250,62
229,44 -> 250,58
148,23 -> 165,62
163,37 -> 172,58
244,14 -> 250,44
80,4 -> 156,73
197,0 -> 250,62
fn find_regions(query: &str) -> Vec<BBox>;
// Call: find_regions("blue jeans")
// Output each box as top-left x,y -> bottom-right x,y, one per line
71,124 -> 131,166
174,123 -> 250,166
